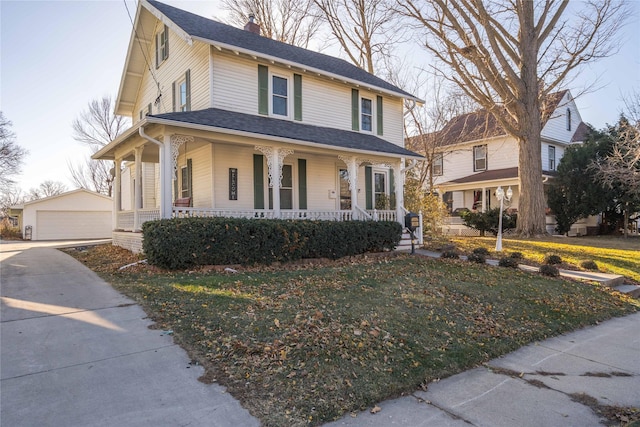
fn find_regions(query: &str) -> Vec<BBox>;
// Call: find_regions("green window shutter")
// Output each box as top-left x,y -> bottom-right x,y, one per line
164,25 -> 169,58
187,158 -> 193,200
172,81 -> 176,112
351,89 -> 359,131
155,32 -> 160,69
376,95 -> 383,135
185,69 -> 191,111
258,65 -> 269,115
253,154 -> 264,209
294,74 -> 302,121
298,158 -> 307,209
365,166 -> 372,209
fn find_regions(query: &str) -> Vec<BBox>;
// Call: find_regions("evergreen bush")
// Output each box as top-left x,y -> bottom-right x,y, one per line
472,247 -> 490,255
142,217 -> 402,269
580,260 -> 599,271
441,250 -> 459,259
544,254 -> 563,265
467,253 -> 486,264
498,257 -> 519,268
540,264 -> 560,277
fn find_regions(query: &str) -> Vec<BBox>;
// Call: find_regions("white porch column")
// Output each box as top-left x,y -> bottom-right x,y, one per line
394,160 -> 403,226
255,146 -> 293,218
160,135 -> 173,218
113,159 -> 122,230
481,186 -> 487,212
133,146 -> 143,230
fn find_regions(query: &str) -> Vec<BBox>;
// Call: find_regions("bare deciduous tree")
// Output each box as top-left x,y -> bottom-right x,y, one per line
222,0 -> 322,48
70,96 -> 129,196
0,112 -> 28,193
27,180 -> 67,201
315,0 -> 400,74
396,0 -> 628,236
590,112 -> 640,237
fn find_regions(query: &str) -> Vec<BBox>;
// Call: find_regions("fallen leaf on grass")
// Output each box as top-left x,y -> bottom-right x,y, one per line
370,405 -> 381,414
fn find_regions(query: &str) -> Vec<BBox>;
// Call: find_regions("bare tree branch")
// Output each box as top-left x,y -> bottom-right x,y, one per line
0,112 -> 28,193
395,0 -> 629,236
221,0 -> 322,48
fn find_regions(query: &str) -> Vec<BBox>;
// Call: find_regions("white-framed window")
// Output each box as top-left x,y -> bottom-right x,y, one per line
361,97 -> 373,132
180,165 -> 190,199
566,108 -> 572,131
268,164 -> 293,209
338,168 -> 351,210
156,25 -> 168,67
473,145 -> 487,171
548,145 -> 556,171
178,79 -> 188,112
373,170 -> 388,209
433,153 -> 443,176
139,103 -> 152,120
272,74 -> 289,117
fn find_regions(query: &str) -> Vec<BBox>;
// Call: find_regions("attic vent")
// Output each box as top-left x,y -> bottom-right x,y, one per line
244,13 -> 261,35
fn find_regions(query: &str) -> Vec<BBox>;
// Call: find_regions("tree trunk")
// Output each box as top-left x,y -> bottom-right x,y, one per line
515,0 -> 547,237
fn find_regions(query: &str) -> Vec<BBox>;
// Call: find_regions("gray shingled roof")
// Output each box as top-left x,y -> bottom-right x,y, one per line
146,0 -> 417,99
150,108 -> 422,158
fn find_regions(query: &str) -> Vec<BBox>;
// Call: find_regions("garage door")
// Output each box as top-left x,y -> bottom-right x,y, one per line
36,211 -> 112,240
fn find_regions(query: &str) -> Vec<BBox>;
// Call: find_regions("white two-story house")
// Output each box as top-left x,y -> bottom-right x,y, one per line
428,90 -> 593,235
94,0 -> 423,252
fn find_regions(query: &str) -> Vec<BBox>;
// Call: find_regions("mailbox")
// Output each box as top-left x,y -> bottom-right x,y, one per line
404,212 -> 420,232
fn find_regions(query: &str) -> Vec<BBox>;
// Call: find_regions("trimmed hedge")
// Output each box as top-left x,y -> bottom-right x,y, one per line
142,217 -> 402,269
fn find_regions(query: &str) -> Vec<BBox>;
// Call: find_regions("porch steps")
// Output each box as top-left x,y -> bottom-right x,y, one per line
395,230 -> 417,252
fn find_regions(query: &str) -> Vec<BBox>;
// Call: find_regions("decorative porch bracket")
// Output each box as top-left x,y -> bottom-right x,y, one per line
171,135 -> 194,178
255,145 -> 294,217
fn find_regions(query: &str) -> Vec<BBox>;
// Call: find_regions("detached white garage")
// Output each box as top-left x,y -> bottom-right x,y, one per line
22,189 -> 112,240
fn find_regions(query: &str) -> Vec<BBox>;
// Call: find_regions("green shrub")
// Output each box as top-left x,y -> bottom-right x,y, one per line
498,257 -> 519,268
544,254 -> 563,265
461,208 -> 517,237
580,260 -> 599,271
472,247 -> 490,256
441,250 -> 459,259
510,251 -> 523,259
539,264 -> 560,277
142,217 -> 402,269
467,253 -> 486,264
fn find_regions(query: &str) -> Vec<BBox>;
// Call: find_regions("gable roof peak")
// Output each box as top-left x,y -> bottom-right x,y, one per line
139,0 -> 419,101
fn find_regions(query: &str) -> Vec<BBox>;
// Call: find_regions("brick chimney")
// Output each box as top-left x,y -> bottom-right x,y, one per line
244,14 -> 260,35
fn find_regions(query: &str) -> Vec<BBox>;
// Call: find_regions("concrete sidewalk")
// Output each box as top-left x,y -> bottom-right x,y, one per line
0,242 -> 259,427
325,312 -> 640,427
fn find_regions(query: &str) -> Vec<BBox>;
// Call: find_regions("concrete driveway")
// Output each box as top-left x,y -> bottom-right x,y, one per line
0,240 -> 259,427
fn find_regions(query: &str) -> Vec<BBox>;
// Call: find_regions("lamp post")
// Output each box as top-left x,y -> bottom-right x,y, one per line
495,185 -> 513,251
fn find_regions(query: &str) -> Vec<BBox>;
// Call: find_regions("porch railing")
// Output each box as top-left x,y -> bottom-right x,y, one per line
173,208 -> 354,221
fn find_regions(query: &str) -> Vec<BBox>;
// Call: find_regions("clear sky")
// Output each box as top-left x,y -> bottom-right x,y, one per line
1,0 -> 639,194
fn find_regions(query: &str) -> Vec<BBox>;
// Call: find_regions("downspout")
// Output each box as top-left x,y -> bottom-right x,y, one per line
139,126 -> 170,219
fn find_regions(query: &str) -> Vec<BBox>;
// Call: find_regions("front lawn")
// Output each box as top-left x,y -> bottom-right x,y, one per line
67,245 -> 639,427
429,235 -> 640,283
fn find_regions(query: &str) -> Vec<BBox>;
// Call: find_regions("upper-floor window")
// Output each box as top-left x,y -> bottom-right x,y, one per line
473,145 -> 487,171
548,145 -> 556,171
566,108 -> 572,131
173,70 -> 191,112
361,98 -> 373,132
433,153 -> 443,176
139,103 -> 151,120
351,89 -> 383,135
156,25 -> 169,68
272,75 -> 288,117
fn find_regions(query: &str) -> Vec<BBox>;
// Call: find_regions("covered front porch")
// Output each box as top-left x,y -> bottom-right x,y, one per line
94,115 -> 423,252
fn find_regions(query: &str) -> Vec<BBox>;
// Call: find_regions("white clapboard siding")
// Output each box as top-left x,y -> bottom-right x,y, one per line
133,25 -> 210,119
541,93 -> 583,144
212,53 -> 259,114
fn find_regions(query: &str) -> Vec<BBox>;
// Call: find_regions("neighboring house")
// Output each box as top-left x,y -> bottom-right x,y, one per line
426,90 -> 595,236
94,0 -> 423,253
16,189 -> 112,241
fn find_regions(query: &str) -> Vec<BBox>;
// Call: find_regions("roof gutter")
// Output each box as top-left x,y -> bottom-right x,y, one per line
139,126 -> 163,147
